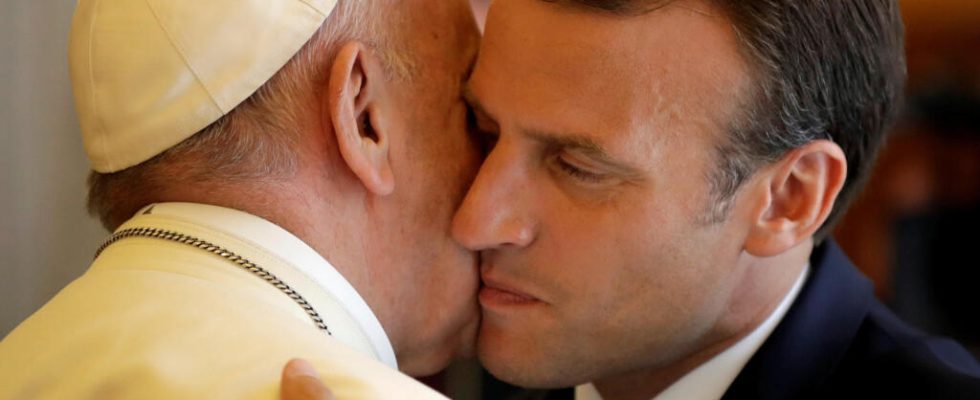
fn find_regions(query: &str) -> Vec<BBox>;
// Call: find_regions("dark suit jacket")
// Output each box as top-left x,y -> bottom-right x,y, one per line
721,240 -> 980,399
493,241 -> 980,399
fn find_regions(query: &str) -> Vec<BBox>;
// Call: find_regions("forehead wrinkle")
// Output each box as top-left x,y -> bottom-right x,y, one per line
497,0 -> 642,78
522,9 -> 677,122
478,2 -> 670,169
480,0 -> 745,170
670,1 -> 722,18
616,2 -> 748,144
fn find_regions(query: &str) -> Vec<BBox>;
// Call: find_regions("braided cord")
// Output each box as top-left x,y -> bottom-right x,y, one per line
95,227 -> 332,335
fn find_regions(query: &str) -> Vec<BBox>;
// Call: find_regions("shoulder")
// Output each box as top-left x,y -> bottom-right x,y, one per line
0,267 -> 445,399
819,301 -> 980,398
725,240 -> 980,399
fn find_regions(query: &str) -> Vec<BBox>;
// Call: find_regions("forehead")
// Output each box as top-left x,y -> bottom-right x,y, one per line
474,0 -> 750,144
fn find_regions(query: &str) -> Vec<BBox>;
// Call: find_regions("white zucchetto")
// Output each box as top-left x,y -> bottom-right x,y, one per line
70,0 -> 338,172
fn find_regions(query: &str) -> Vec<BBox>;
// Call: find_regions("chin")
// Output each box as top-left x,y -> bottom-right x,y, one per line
478,348 -> 569,389
476,324 -> 575,389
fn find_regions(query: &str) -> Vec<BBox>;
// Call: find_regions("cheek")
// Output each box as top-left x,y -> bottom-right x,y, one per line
419,104 -> 480,198
538,206 -> 655,307
550,198 -> 708,323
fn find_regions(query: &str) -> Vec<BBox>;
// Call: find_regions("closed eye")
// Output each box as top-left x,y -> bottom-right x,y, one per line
554,154 -> 606,183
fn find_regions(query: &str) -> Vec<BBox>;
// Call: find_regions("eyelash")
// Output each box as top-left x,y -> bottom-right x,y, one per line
555,155 -> 605,183
464,104 -> 607,184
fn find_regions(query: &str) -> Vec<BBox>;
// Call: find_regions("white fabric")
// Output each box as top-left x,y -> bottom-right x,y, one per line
0,202 -> 443,399
70,0 -> 337,172
141,202 -> 398,369
576,265 -> 810,400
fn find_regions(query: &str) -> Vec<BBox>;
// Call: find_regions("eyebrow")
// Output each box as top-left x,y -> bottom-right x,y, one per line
463,84 -> 645,181
525,129 -> 646,180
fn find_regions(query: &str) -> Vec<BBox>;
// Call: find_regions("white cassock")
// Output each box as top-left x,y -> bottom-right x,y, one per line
0,202 -> 447,399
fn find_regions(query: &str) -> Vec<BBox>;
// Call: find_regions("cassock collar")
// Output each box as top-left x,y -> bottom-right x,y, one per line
128,202 -> 399,369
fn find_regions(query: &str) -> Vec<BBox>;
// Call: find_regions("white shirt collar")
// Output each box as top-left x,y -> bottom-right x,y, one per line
137,202 -> 398,369
576,264 -> 810,400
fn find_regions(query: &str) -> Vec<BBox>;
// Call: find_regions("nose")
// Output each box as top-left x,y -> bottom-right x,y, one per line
452,143 -> 536,251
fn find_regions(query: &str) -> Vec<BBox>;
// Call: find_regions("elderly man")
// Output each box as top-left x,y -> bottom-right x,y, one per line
0,0 -> 480,398
447,0 -> 980,398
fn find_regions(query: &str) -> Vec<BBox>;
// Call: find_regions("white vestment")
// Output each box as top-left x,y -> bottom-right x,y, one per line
0,203 -> 447,399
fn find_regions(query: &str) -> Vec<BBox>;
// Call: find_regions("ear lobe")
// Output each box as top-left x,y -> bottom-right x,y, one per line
744,140 -> 847,257
326,41 -> 395,196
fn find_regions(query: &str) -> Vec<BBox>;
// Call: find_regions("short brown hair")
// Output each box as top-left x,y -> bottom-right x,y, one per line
546,0 -> 907,240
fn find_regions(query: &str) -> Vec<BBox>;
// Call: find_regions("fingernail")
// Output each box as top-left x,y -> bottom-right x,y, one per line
288,358 -> 318,376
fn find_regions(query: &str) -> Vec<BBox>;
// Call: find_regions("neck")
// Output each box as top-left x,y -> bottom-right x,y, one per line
154,150 -> 419,372
259,169 -> 374,290
594,240 -> 813,400
157,162 -> 372,281
593,334 -> 741,400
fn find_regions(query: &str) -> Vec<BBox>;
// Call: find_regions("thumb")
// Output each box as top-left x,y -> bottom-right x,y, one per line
280,358 -> 335,400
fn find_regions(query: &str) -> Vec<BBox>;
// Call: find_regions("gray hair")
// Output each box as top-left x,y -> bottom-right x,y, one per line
87,0 -> 409,230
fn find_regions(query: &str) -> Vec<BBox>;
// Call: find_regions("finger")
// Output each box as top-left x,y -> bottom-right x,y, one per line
280,358 -> 335,400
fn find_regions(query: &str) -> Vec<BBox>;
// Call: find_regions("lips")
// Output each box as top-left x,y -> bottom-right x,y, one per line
479,276 -> 541,306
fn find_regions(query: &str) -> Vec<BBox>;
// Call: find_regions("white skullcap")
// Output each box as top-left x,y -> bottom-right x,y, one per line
70,0 -> 338,173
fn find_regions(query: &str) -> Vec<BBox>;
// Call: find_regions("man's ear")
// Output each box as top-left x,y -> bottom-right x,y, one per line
326,42 -> 395,196
744,140 -> 847,257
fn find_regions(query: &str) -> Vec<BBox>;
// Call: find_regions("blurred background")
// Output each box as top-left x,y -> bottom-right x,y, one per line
1,0 -> 977,398
833,0 -> 980,358
0,0 -> 107,341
